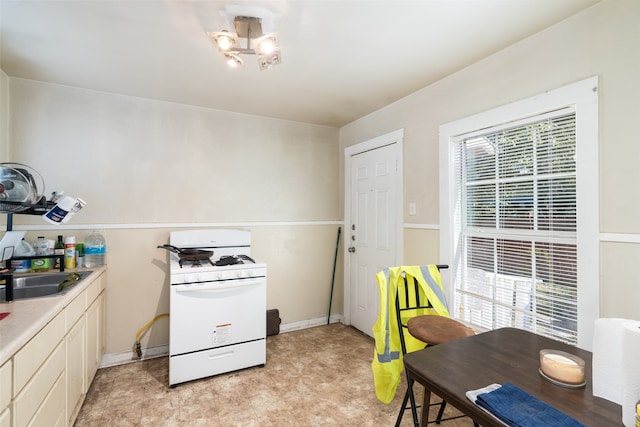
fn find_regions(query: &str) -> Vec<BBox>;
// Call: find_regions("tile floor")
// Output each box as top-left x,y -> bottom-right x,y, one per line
75,323 -> 472,426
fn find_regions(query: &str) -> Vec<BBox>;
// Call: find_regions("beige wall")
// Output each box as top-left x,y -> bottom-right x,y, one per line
2,80 -> 342,355
403,228 -> 439,266
340,0 -> 640,320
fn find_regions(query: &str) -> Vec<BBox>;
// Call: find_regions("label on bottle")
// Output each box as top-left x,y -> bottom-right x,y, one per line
12,259 -> 31,272
31,258 -> 50,271
85,245 -> 106,255
65,246 -> 76,268
42,198 -> 74,224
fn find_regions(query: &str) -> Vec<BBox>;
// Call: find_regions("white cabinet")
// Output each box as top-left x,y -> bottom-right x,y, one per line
5,268 -> 106,427
13,342 -> 65,427
13,312 -> 65,396
0,408 -> 10,427
25,373 -> 65,427
0,360 -> 11,427
65,317 -> 85,425
85,292 -> 104,386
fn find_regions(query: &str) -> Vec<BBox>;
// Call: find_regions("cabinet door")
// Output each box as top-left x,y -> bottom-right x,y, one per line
12,342 -> 64,427
13,312 -> 65,395
25,373 -> 65,427
66,316 -> 85,425
0,407 -> 9,427
85,293 -> 102,386
0,360 -> 11,412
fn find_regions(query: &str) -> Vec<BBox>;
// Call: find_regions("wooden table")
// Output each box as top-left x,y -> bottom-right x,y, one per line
403,327 -> 622,427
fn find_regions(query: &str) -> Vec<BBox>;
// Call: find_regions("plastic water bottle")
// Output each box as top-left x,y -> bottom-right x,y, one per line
84,230 -> 106,268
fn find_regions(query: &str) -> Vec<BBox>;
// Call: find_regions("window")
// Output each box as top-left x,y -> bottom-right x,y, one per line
439,77 -> 599,349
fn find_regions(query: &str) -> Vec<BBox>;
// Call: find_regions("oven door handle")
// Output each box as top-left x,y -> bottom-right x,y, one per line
173,280 -> 262,293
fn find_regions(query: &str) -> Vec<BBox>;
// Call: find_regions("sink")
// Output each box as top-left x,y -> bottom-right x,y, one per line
0,271 -> 93,301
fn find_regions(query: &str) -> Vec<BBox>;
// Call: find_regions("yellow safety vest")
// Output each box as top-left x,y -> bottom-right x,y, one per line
371,265 -> 450,404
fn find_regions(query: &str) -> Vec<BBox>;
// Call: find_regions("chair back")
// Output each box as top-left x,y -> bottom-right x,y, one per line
395,265 -> 448,356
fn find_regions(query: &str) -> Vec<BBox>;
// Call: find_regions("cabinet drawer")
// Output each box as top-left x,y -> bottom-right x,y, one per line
85,277 -> 101,305
13,311 -> 65,394
66,289 -> 86,331
13,341 -> 65,427
0,360 -> 11,410
86,295 -> 102,386
0,407 -> 9,427
27,371 -> 65,427
65,317 -> 85,424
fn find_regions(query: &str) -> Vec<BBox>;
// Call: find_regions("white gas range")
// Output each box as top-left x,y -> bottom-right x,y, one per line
166,229 -> 266,386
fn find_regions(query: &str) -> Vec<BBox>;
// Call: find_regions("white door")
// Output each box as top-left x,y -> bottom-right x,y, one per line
346,134 -> 401,337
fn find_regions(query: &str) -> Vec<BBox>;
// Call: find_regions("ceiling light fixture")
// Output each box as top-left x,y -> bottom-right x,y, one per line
208,16 -> 281,71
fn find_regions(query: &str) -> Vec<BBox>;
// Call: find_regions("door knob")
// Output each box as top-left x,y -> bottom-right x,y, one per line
348,247 -> 356,253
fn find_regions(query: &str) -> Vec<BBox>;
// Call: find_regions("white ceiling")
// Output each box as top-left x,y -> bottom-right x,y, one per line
0,0 -> 600,127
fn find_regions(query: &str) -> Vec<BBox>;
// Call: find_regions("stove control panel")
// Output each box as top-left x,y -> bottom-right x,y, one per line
171,266 -> 266,284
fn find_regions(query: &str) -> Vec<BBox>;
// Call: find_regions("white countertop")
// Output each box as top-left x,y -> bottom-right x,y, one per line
0,266 -> 106,366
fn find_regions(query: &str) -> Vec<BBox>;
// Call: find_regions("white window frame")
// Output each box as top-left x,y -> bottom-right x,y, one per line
439,77 -> 599,350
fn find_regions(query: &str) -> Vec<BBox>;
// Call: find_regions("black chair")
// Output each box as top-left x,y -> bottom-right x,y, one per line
393,265 -> 477,427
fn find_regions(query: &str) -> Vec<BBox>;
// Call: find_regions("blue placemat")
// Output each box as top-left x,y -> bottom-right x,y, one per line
474,382 -> 586,427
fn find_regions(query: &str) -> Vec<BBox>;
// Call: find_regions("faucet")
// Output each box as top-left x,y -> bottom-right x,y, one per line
1,264 -> 14,302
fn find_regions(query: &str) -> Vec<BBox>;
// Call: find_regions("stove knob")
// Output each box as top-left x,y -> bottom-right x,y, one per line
217,272 -> 226,280
238,270 -> 247,278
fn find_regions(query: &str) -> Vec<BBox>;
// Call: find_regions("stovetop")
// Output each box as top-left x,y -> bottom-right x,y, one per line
169,258 -> 267,284
167,229 -> 266,284
174,254 -> 256,269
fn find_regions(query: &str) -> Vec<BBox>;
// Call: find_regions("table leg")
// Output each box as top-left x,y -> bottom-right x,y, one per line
420,388 -> 431,427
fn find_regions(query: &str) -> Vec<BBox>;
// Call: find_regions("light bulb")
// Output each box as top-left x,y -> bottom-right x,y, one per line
210,30 -> 237,51
257,38 -> 275,54
217,34 -> 234,51
225,54 -> 243,68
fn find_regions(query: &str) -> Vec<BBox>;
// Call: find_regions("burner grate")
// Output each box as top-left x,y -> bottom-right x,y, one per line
179,258 -> 214,268
214,255 -> 256,266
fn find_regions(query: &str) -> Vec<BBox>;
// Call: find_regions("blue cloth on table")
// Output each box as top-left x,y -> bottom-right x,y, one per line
475,382 -> 586,427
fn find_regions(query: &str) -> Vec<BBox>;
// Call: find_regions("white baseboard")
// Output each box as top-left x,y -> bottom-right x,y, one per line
99,314 -> 345,369
100,344 -> 169,368
279,314 -> 343,333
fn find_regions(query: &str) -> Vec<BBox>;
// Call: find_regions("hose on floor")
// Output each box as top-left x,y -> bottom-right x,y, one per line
133,314 -> 169,359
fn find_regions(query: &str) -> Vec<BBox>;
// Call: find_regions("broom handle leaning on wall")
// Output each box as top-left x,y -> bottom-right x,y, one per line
327,226 -> 342,325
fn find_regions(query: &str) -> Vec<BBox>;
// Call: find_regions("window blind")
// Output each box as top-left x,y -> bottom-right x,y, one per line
452,110 -> 578,345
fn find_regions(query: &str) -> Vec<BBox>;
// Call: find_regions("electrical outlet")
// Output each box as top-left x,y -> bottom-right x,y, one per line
409,202 -> 416,216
